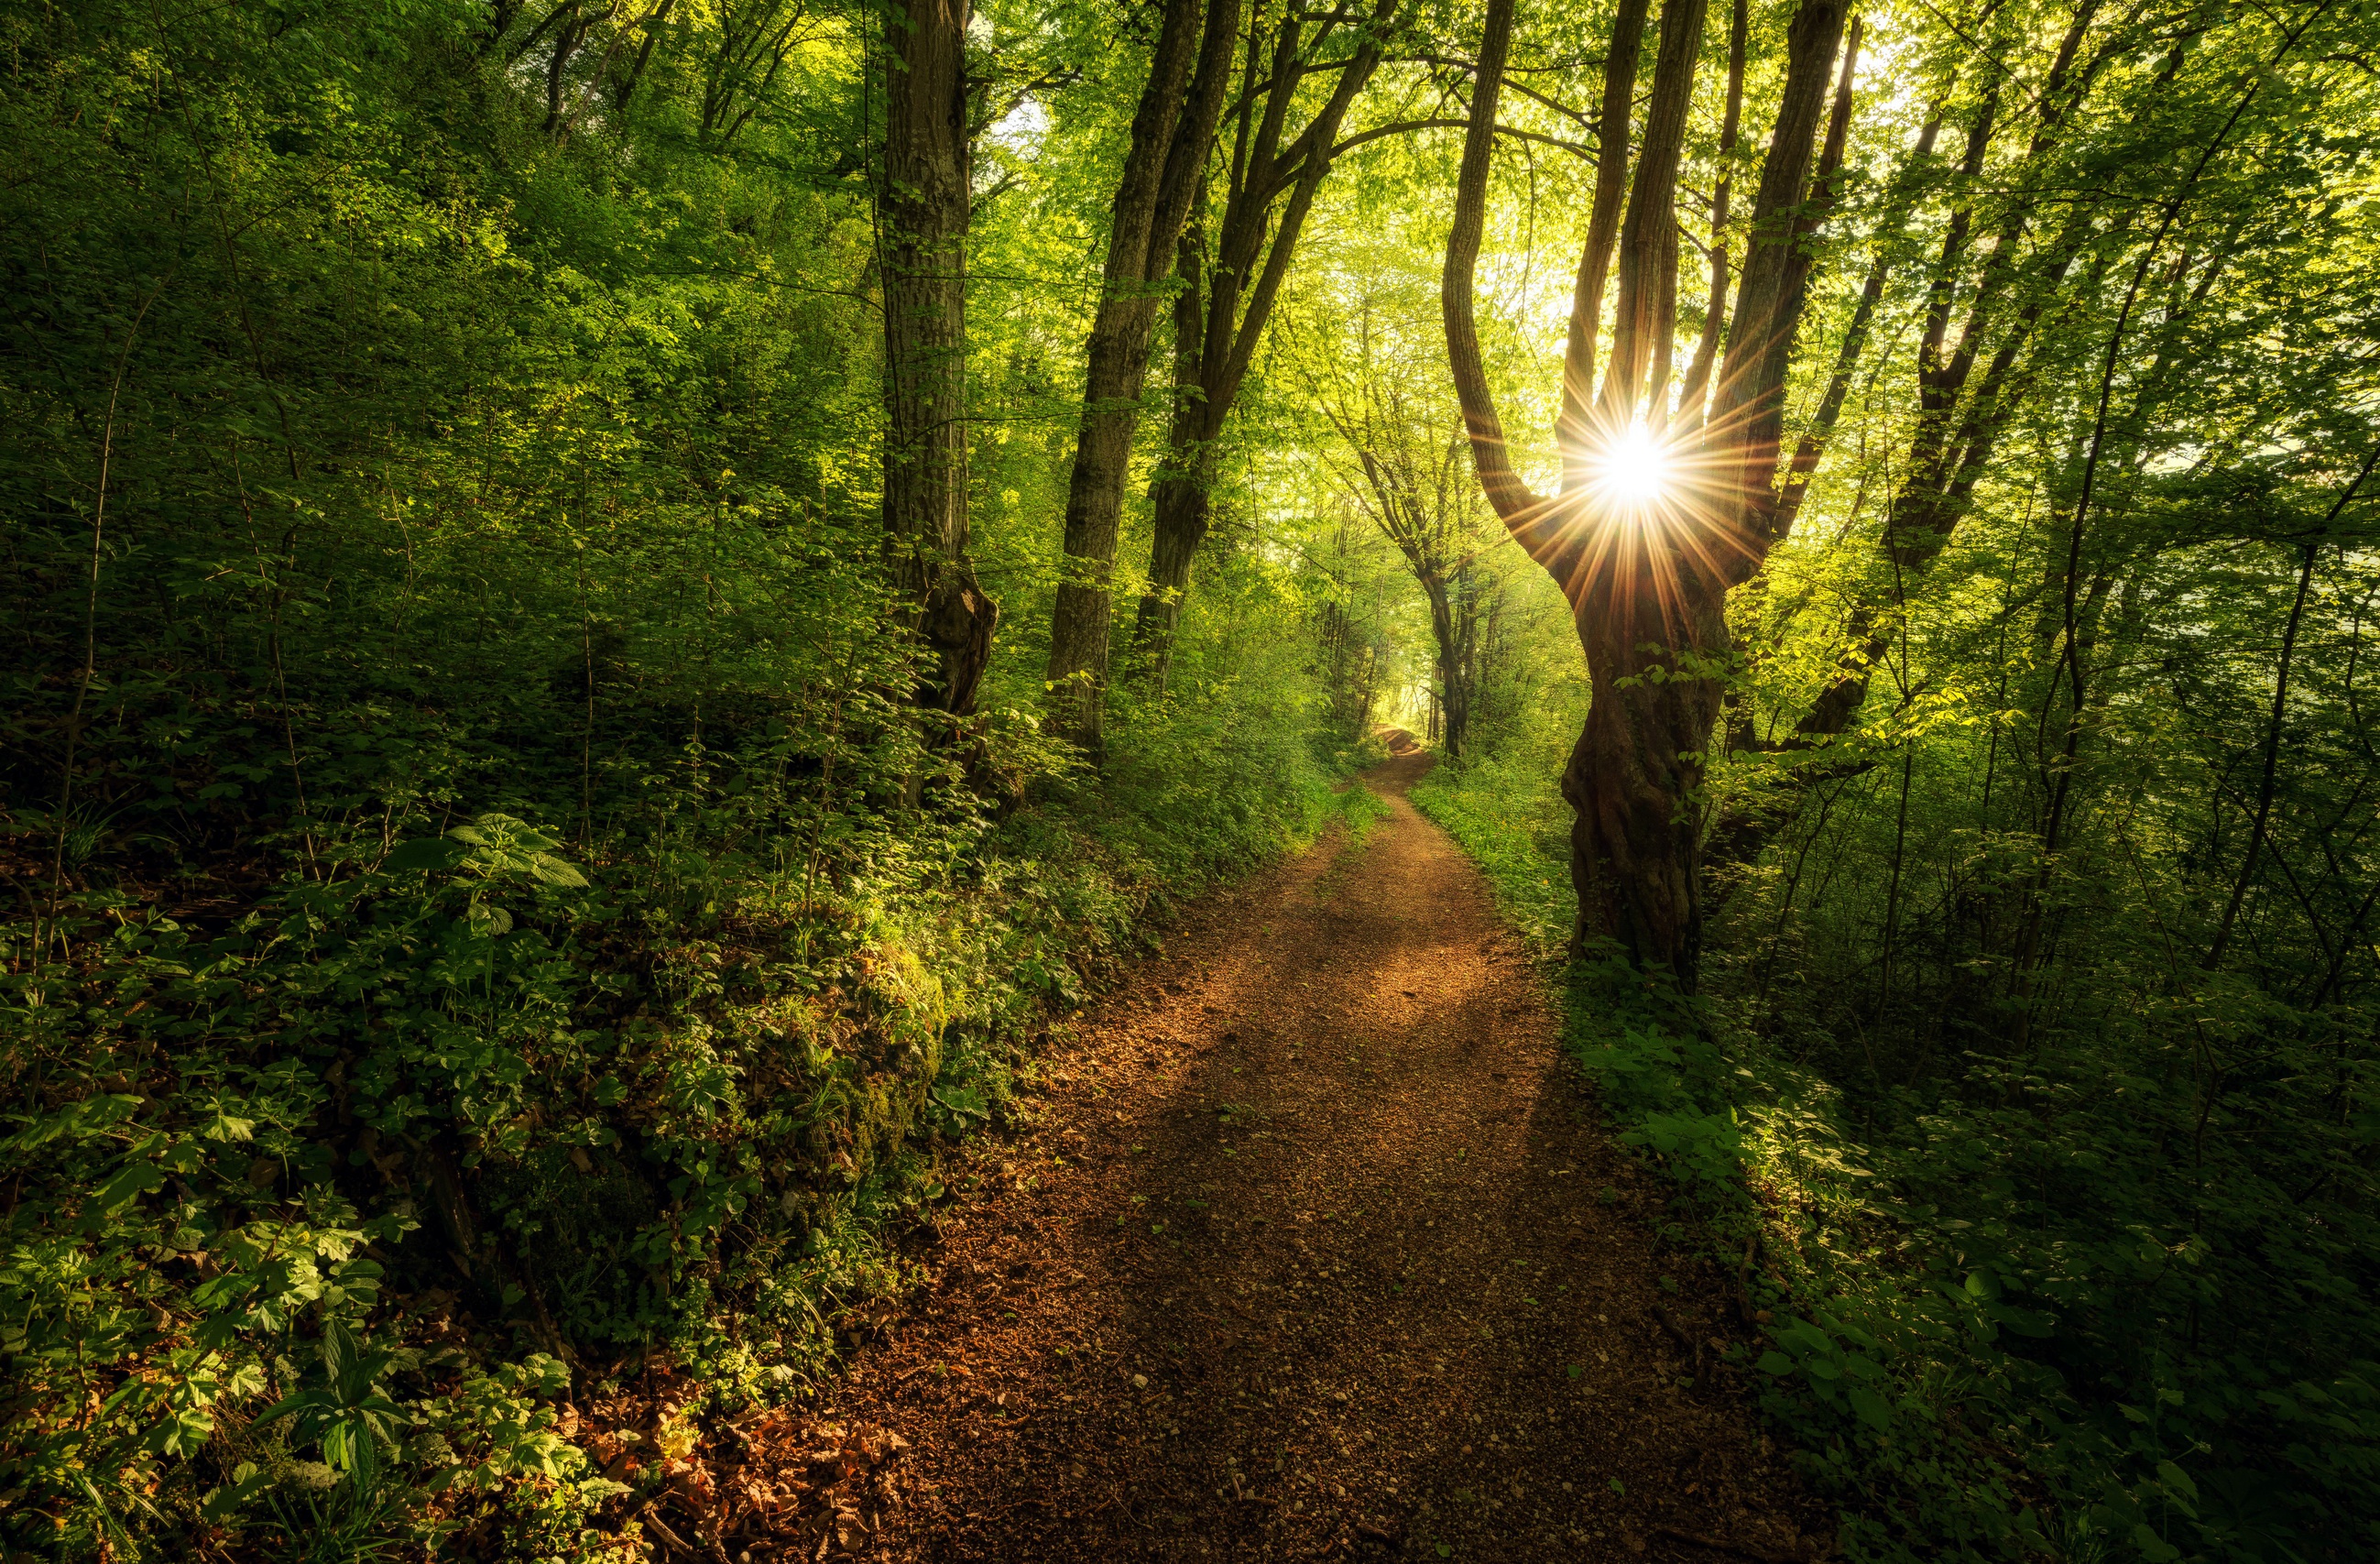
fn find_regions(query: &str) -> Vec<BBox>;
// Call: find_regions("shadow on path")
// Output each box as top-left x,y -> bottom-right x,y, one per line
832,740 -> 1821,1562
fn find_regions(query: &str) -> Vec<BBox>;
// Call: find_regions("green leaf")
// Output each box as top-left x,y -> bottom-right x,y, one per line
1989,1303 -> 2055,1338
1847,1386 -> 1893,1430
153,1405 -> 215,1456
93,1161 -> 165,1213
201,1461 -> 268,1520
1756,1351 -> 1796,1376
386,837 -> 467,871
8,1093 -> 144,1152
321,1319 -> 359,1387
935,1084 -> 988,1121
529,852 -> 589,888
200,1107 -> 256,1143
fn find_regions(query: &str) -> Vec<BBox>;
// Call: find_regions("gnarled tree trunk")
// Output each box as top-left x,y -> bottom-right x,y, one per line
1443,0 -> 1851,988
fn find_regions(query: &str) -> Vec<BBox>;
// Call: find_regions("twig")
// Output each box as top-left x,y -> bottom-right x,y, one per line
638,1509 -> 693,1556
1649,1301 -> 1696,1353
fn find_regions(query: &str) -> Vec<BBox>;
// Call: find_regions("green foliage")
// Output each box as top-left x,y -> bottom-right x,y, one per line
0,0 -> 1354,1555
1409,692 -> 1584,957
10,0 -> 2376,1559
1423,749 -> 2380,1561
1330,782 -> 1395,847
1387,3 -> 2380,1557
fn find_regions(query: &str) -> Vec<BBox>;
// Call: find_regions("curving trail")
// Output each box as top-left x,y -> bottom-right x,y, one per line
829,738 -> 1821,1562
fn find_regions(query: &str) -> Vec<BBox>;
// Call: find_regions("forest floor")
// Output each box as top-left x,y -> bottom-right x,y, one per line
751,738 -> 1824,1563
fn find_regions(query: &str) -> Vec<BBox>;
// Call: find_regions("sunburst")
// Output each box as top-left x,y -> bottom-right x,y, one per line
1586,421 -> 1676,510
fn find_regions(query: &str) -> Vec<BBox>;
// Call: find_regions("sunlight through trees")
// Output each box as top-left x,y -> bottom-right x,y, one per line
5,0 -> 2378,1556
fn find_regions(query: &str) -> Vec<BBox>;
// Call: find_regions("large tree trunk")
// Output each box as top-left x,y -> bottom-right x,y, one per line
1130,218 -> 1214,687
1556,0 -> 1649,477
883,0 -> 994,717
1137,464 -> 1215,686
1443,0 -> 1849,989
1043,0 -> 1239,755
1565,572 -> 1729,976
1676,0 -> 1747,428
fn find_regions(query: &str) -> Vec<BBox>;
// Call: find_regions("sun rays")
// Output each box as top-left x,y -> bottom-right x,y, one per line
1586,420 -> 1678,509
1509,412 -> 1768,637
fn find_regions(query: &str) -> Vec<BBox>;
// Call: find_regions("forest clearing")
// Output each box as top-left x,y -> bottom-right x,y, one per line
4,0 -> 2377,1559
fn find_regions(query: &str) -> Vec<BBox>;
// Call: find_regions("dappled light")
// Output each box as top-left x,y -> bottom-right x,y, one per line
6,0 -> 2379,1559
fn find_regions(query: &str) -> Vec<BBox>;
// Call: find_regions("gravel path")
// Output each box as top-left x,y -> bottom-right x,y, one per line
823,740 -> 1822,1562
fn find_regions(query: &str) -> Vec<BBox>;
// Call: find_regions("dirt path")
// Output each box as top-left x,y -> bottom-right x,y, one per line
829,741 -> 1820,1562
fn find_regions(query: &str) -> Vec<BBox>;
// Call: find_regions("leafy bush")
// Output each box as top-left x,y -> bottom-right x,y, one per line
3,705 -> 1338,1557
0,0 -> 1370,1550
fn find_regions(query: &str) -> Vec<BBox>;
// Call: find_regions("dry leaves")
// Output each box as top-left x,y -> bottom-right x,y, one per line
583,1370 -> 914,1561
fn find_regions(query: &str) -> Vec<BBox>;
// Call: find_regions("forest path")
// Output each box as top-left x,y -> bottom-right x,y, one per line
831,738 -> 1821,1563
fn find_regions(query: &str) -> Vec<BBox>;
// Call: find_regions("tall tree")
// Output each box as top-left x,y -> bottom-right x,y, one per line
883,0 -> 995,720
1442,0 -> 1854,986
1126,0 -> 1400,683
1043,0 -> 1241,754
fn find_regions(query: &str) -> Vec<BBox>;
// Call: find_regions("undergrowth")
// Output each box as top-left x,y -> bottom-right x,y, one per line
1,714 -> 1371,1558
0,2 -> 1381,1546
1412,756 -> 2380,1564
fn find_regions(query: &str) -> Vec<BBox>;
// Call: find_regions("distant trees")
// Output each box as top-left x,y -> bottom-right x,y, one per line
1310,308 -> 1510,760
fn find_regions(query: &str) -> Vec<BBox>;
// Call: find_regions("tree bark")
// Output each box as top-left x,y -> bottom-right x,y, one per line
1600,0 -> 1707,428
1676,0 -> 1747,429
1556,0 -> 1651,485
883,0 -> 995,718
1134,211 -> 1217,688
1421,577 -> 1478,759
1043,0 -> 1241,754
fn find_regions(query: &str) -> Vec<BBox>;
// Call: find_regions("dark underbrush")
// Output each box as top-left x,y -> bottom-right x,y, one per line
1414,753 -> 2380,1564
